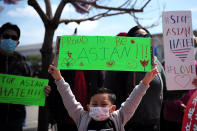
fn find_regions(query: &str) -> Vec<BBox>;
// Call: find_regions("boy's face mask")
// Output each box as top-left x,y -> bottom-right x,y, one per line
89,107 -> 110,121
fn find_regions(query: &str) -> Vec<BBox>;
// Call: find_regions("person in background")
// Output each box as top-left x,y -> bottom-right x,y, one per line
103,32 -> 128,109
161,61 -> 197,131
104,26 -> 165,131
0,22 -> 32,131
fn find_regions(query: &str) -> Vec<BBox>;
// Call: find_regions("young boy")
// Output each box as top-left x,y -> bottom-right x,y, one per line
48,64 -> 158,131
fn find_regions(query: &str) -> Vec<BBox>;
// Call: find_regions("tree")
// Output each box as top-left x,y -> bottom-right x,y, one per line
27,0 -> 163,130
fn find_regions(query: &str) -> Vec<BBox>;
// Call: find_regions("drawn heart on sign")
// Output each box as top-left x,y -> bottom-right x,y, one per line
171,48 -> 191,62
174,74 -> 192,88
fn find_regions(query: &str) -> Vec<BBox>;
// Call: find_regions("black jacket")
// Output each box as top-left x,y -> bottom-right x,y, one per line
0,51 -> 31,126
104,57 -> 164,127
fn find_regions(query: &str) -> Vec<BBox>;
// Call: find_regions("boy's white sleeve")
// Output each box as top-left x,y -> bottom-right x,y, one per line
55,78 -> 85,125
117,81 -> 149,125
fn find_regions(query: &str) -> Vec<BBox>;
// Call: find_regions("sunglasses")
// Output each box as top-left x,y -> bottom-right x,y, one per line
2,34 -> 18,41
133,33 -> 151,38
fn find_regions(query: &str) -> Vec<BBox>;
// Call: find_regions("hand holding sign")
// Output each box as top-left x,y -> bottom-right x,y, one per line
48,65 -> 62,81
142,64 -> 158,85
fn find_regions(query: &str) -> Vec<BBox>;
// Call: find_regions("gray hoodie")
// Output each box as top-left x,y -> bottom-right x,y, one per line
56,78 -> 150,131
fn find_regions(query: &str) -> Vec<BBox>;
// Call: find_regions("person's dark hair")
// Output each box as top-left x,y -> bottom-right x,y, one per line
0,22 -> 20,40
88,87 -> 116,105
127,25 -> 151,37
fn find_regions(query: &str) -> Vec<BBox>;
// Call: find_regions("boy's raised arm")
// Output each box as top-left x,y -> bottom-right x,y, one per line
47,64 -> 85,126
118,66 -> 159,125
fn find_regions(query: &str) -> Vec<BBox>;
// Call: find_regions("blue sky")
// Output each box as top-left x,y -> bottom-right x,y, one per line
0,0 -> 197,46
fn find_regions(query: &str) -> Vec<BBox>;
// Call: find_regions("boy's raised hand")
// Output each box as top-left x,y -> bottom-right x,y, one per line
48,64 -> 62,81
142,64 -> 158,85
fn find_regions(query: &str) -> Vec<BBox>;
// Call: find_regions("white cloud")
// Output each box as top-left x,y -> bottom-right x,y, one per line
6,2 -> 74,18
62,4 -> 75,14
19,23 -> 45,45
67,22 -> 79,30
78,21 -> 98,31
60,21 -> 98,32
54,21 -> 98,36
55,25 -> 73,36
7,6 -> 38,18
191,8 -> 197,12
51,3 -> 75,16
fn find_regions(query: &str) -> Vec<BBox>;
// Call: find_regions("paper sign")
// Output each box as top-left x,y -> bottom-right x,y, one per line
0,74 -> 49,106
57,35 -> 151,72
182,90 -> 197,131
162,11 -> 196,90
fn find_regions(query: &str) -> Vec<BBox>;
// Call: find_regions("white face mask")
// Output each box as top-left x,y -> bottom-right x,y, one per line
89,107 -> 110,121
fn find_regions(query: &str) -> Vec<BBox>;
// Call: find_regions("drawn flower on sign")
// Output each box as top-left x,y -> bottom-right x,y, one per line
80,62 -> 84,66
61,51 -> 74,67
106,61 -> 115,67
66,62 -> 71,66
61,57 -> 74,67
61,61 -> 71,67
140,59 -> 149,71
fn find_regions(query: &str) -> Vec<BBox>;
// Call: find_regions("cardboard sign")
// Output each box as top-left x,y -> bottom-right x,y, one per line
162,11 -> 196,90
182,90 -> 197,131
0,74 -> 48,106
57,35 -> 151,72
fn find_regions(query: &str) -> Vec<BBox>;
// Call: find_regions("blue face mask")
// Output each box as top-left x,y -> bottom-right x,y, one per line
0,39 -> 17,53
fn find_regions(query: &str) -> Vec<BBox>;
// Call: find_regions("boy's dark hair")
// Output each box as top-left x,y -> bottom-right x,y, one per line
127,25 -> 151,37
0,22 -> 20,40
89,87 -> 116,105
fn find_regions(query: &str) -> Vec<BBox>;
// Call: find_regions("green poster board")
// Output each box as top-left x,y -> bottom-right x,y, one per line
58,35 -> 151,71
0,74 -> 49,106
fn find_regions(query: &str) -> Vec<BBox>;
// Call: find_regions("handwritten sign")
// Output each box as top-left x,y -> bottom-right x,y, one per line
0,74 -> 48,106
57,35 -> 151,72
162,11 -> 196,90
182,90 -> 197,131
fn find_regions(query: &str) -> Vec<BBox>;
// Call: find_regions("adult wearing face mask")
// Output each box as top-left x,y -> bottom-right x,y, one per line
104,26 -> 166,131
0,22 -> 31,131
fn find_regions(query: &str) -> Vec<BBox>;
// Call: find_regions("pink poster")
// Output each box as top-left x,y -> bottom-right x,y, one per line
162,11 -> 196,90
